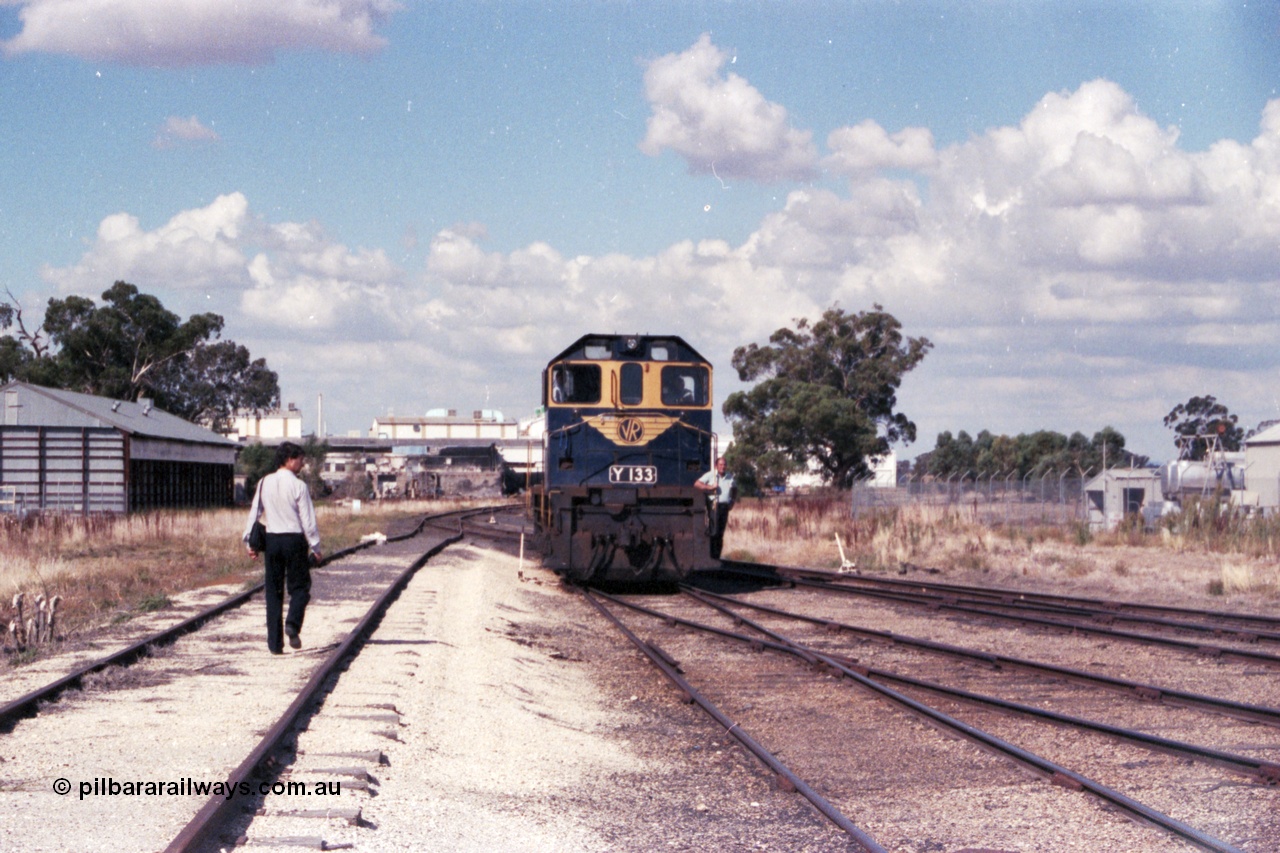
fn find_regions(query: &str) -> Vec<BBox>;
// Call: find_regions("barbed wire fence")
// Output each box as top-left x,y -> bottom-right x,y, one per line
850,470 -> 1090,527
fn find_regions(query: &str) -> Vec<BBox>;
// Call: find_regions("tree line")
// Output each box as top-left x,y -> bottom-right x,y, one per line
720,305 -> 1256,493
912,427 -> 1143,480
0,281 -> 278,433
1,284 -> 1255,496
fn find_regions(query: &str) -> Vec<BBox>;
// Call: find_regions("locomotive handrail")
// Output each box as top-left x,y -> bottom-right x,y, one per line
544,419 -> 585,439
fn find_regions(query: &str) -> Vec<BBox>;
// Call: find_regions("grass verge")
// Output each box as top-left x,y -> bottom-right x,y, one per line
723,493 -> 1280,608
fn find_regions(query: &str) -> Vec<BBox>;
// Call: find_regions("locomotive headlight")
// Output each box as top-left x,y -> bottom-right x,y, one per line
590,491 -> 601,505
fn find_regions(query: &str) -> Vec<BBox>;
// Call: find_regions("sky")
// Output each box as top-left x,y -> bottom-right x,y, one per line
1,1 -> 1279,465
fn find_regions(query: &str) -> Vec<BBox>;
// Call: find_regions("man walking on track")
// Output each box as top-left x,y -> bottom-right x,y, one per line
243,442 -> 323,654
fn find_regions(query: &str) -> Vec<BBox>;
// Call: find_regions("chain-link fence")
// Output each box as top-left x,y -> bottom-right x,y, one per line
850,473 -> 1088,526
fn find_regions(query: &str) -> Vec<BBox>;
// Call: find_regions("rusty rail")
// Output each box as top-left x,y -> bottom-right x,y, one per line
684,588 -> 1280,784
0,506 -> 497,733
689,583 -> 1280,728
719,562 -> 1280,668
601,589 -> 1244,853
580,588 -> 887,853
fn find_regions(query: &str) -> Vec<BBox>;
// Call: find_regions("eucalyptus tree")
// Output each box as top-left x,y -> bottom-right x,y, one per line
724,305 -> 932,488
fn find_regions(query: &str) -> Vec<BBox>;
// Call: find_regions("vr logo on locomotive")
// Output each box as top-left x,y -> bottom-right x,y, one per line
617,417 -> 644,444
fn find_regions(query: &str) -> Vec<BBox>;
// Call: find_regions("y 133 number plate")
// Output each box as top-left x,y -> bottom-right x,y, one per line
609,465 -> 657,485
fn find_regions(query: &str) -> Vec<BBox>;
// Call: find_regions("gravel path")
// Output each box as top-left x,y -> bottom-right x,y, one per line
221,543 -> 852,851
0,535 -> 438,852
9,530 -> 1275,851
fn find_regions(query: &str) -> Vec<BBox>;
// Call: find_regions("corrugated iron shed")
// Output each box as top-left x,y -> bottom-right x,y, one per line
0,381 -> 237,514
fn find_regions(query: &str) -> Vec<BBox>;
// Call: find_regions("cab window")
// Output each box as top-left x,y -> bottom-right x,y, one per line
550,364 -> 601,404
620,363 -> 644,405
661,366 -> 708,406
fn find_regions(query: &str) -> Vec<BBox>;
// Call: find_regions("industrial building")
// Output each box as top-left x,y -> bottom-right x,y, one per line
225,404 -> 304,441
227,405 -> 542,501
369,409 -> 519,441
320,437 -> 508,498
0,381 -> 238,514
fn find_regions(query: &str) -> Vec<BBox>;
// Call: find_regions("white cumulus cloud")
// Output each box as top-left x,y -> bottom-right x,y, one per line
640,33 -> 819,183
2,0 -> 401,66
825,120 -> 937,175
241,220 -> 401,335
33,77 -> 1280,456
42,192 -> 252,293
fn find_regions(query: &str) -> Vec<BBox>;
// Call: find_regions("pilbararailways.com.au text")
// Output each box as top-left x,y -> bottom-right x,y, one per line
57,777 -> 343,800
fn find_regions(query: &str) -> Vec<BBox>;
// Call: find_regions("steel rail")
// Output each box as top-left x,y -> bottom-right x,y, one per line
0,583 -> 259,733
0,506 -> 490,733
599,590 -> 1243,853
681,589 -> 1280,784
687,585 -> 1280,728
744,564 -> 1280,644
723,566 -> 1280,669
165,527 -> 465,852
578,589 -> 887,853
732,560 -> 1280,631
0,541 -> 372,734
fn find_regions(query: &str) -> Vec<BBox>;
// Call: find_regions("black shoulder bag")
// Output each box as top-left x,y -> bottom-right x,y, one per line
248,479 -> 267,553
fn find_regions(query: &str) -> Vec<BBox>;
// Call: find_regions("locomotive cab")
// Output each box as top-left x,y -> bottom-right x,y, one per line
536,334 -> 717,584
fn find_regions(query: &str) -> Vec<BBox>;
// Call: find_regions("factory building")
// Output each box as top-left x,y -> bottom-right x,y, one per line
225,405 -> 304,441
0,381 -> 238,514
320,437 -> 509,498
370,409 -> 519,441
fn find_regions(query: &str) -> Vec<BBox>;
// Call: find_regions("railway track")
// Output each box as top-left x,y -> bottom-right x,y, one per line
579,563 -> 1280,851
0,506 -> 507,851
0,506 -> 497,734
728,560 -> 1280,663
215,511 -> 854,852
821,563 -> 1280,635
8,515 -> 1279,850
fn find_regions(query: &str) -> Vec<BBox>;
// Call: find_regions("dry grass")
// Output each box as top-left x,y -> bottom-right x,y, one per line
1213,560 -> 1279,596
725,494 -> 998,574
0,499 -> 478,654
724,493 -> 1280,609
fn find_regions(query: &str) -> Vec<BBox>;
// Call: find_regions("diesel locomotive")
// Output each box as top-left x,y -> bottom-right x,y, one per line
535,333 -> 719,583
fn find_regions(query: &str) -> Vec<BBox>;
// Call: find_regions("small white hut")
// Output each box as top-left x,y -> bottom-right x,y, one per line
1084,468 -> 1163,531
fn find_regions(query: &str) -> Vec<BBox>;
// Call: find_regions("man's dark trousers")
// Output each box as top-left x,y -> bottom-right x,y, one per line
264,532 -> 311,653
710,503 -> 731,559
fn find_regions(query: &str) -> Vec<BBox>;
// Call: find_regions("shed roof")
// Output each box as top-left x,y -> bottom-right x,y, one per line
1246,423 -> 1280,446
0,381 -> 237,447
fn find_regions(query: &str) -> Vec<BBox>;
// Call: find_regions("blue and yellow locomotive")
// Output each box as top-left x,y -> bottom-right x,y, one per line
536,334 -> 719,583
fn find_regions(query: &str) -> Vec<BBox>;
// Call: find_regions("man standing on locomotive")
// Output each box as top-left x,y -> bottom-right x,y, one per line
695,456 -> 736,559
243,442 -> 323,655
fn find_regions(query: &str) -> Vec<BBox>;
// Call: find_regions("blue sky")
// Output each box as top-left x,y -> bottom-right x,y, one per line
2,1 -> 1279,463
